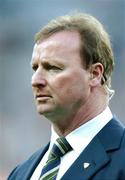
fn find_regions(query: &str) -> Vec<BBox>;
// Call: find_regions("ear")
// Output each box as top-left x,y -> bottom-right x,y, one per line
89,63 -> 104,87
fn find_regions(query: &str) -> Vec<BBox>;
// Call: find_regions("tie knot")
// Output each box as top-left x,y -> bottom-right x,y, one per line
40,137 -> 72,179
49,137 -> 72,159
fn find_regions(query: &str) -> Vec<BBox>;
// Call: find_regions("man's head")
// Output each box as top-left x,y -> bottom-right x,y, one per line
31,30 -> 92,121
35,13 -> 114,90
31,13 -> 115,127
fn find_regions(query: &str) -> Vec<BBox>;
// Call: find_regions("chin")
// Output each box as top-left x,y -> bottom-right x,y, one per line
37,106 -> 54,116
37,107 -> 59,121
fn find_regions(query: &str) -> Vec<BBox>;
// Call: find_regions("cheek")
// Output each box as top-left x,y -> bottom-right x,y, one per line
50,72 -> 89,101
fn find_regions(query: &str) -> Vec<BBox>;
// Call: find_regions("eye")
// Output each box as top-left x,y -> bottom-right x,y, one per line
44,63 -> 62,72
50,65 -> 61,70
49,65 -> 62,72
32,64 -> 38,71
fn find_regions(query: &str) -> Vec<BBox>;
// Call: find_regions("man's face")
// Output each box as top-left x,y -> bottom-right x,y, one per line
31,31 -> 91,120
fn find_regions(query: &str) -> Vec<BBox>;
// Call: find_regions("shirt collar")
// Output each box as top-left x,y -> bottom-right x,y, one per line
50,106 -> 113,155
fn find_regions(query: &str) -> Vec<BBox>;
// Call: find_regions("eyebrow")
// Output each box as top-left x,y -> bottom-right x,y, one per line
43,58 -> 64,67
31,57 -> 65,68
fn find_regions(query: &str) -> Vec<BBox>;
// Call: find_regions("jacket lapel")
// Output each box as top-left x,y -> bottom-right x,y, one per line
62,118 -> 124,180
62,136 -> 110,180
23,143 -> 50,180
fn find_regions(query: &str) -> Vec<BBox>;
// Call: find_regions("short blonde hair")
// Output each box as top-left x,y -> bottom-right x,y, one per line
35,13 -> 115,91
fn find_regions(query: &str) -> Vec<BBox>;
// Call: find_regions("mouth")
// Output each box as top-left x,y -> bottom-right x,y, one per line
35,94 -> 52,101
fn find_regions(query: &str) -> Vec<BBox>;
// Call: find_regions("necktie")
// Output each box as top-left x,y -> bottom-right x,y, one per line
39,137 -> 72,180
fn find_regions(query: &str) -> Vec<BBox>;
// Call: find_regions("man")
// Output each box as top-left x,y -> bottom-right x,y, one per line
8,13 -> 125,180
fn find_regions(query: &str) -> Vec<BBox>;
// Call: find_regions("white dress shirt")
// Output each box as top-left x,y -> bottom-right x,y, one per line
30,106 -> 113,180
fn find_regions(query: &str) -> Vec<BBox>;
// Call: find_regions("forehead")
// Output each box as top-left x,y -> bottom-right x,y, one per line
32,31 -> 81,60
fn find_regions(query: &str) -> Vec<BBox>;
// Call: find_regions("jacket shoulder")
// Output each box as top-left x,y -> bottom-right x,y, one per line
7,145 -> 48,180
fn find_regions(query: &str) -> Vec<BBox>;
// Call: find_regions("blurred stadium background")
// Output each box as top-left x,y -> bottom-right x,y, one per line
0,0 -> 125,179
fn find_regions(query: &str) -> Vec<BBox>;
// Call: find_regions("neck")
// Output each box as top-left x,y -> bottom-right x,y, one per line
48,88 -> 109,136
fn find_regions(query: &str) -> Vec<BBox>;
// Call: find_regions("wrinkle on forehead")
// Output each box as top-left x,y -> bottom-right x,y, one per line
31,31 -> 81,62
32,41 -> 60,60
35,30 -> 80,51
35,41 -> 60,50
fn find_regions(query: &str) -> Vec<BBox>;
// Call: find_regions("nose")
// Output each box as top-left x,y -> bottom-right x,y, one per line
31,69 -> 47,87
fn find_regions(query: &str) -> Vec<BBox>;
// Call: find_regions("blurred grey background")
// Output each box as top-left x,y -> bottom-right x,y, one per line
0,0 -> 125,179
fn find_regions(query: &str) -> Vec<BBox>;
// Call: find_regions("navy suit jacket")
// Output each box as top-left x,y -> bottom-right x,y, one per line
8,118 -> 125,180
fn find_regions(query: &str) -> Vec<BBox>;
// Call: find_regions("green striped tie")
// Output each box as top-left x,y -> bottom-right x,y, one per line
39,137 -> 72,180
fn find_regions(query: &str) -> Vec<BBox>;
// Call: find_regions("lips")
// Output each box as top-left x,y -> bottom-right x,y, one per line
35,94 -> 52,101
36,94 -> 51,98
